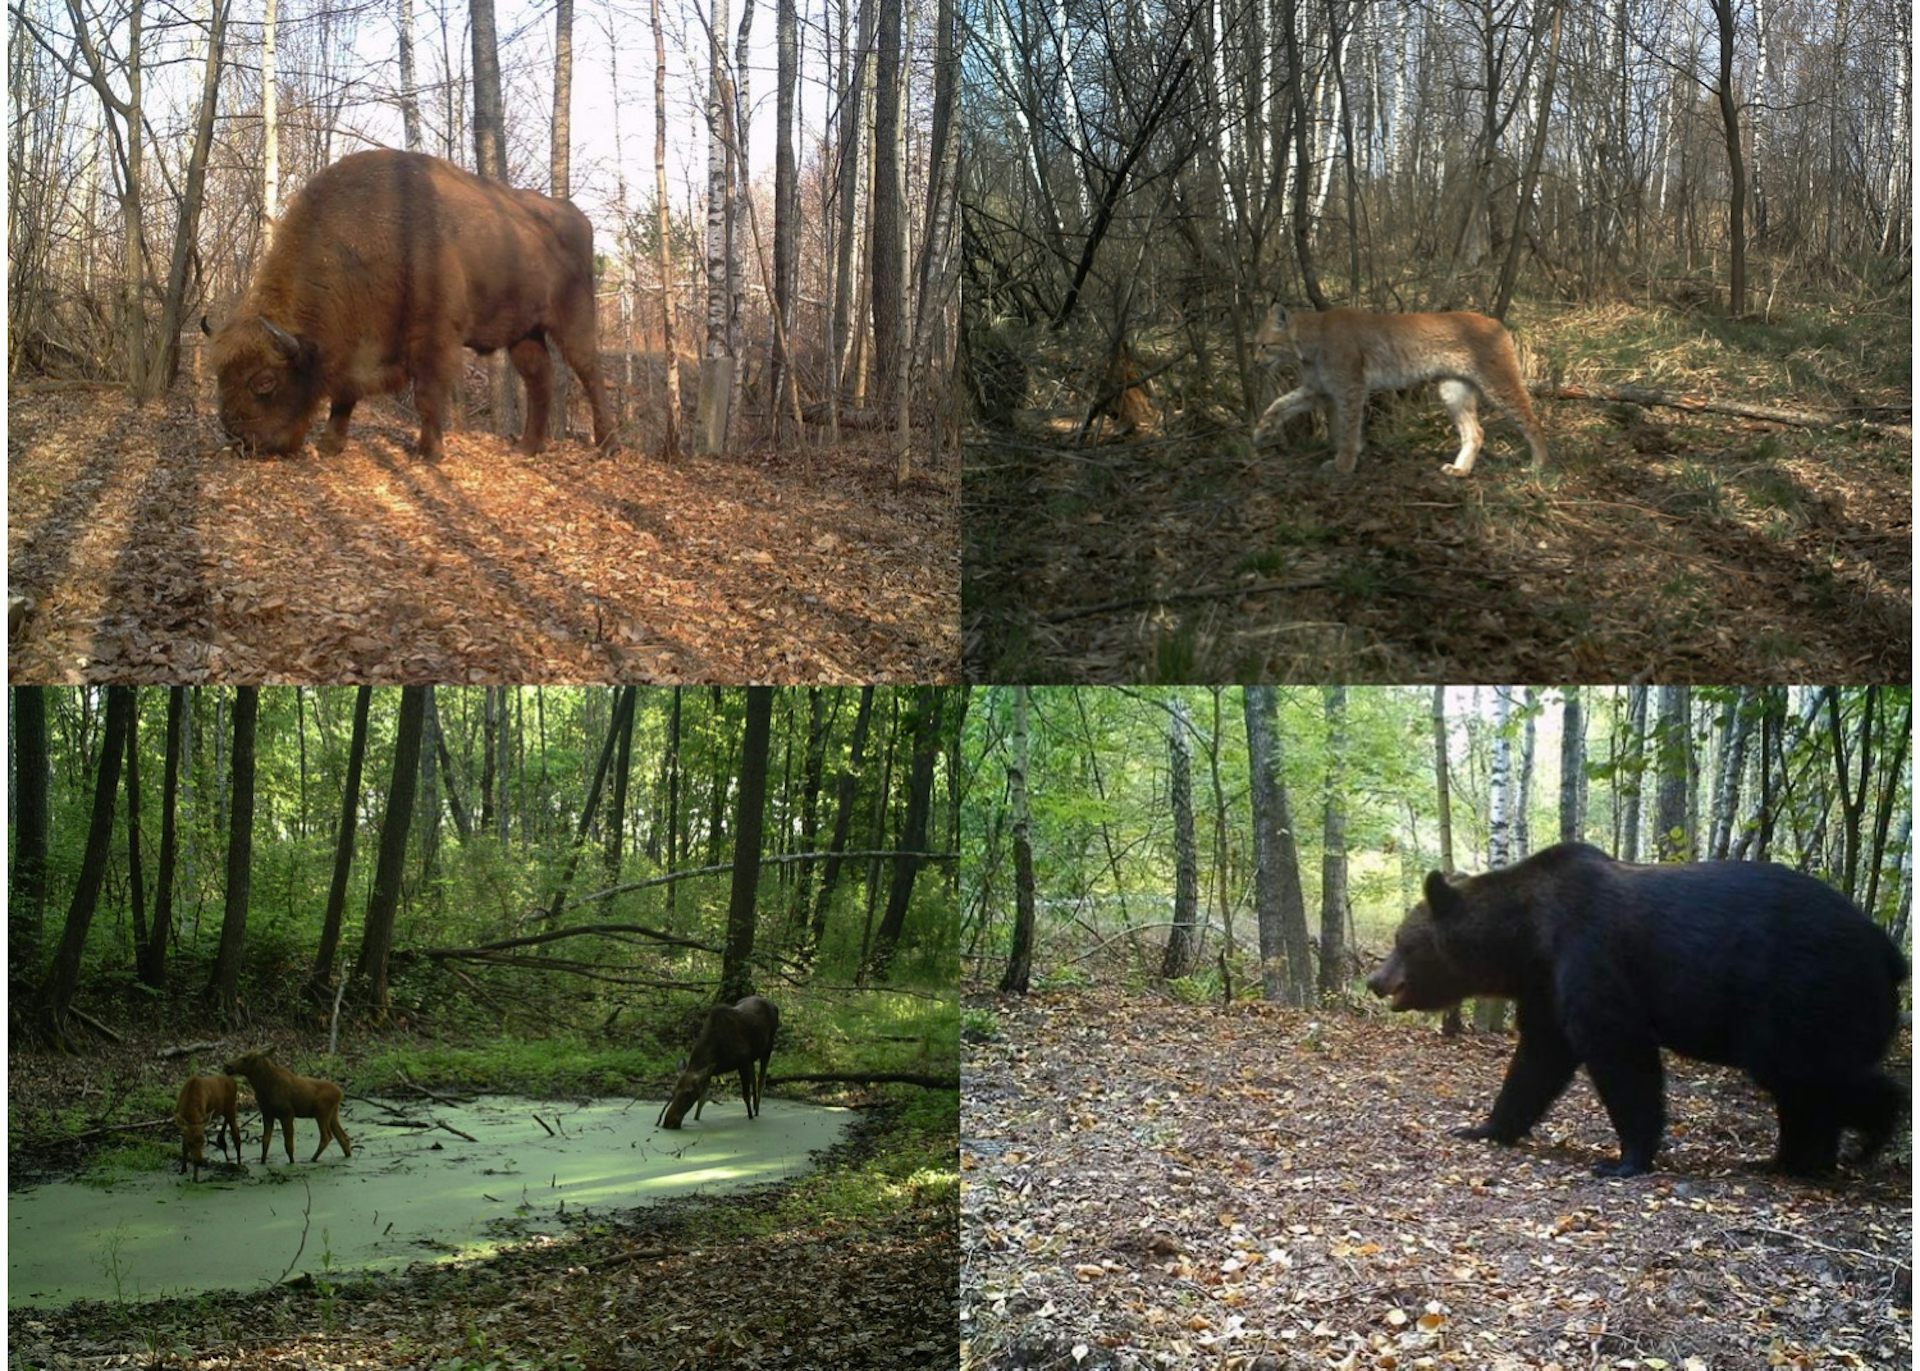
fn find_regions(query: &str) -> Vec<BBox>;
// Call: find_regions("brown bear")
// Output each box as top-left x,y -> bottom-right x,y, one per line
1368,842 -> 1906,1177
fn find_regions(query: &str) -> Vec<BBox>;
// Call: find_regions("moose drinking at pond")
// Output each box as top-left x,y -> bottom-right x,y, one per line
173,1074 -> 242,1181
207,148 -> 614,461
223,1052 -> 353,1165
657,996 -> 780,1130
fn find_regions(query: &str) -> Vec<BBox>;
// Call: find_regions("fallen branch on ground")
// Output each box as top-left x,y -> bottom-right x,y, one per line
768,1071 -> 956,1089
1535,381 -> 1911,434
157,1040 -> 224,1059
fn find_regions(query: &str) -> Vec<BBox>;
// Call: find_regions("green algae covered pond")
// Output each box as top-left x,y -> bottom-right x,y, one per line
9,1093 -> 852,1308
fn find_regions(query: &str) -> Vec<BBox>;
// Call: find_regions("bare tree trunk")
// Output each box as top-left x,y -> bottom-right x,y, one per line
1000,687 -> 1037,994
1160,697 -> 1201,981
312,685 -> 372,994
262,0 -> 278,239
1319,686 -> 1348,998
772,0 -> 798,444
1621,686 -> 1648,862
144,687 -> 185,989
154,0 -> 227,392
1559,687 -> 1585,844
1654,685 -> 1692,860
398,0 -> 422,150
550,0 -> 574,441
719,687 -> 774,1003
11,686 -> 52,988
470,0 -> 514,436
868,686 -> 942,979
695,0 -> 736,454
37,687 -> 132,1050
207,688 -> 257,1020
354,686 -> 428,1016
1708,0 -> 1747,313
1494,0 -> 1562,319
651,0 -> 683,457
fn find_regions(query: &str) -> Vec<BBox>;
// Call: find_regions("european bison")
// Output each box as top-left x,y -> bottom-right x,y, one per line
209,148 -> 613,460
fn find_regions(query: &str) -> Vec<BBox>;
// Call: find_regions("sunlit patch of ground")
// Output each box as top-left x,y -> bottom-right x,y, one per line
8,386 -> 959,682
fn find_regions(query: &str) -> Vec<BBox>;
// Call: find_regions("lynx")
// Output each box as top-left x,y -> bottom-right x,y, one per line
1253,304 -> 1547,477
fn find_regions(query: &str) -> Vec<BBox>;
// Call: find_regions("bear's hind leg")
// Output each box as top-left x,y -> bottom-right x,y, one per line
1772,1087 -> 1843,1176
1844,1072 -> 1904,1165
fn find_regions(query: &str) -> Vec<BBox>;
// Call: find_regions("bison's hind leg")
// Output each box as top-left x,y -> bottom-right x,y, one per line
317,398 -> 358,456
550,313 -> 615,450
509,337 -> 555,454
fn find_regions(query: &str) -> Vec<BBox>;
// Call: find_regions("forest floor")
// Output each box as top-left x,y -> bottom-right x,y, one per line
8,1022 -> 958,1370
6,384 -> 959,683
963,300 -> 1910,682
961,991 -> 1912,1371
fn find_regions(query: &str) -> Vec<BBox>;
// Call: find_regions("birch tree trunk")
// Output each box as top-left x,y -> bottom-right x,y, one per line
1559,686 -> 1584,843
652,0 -> 682,457
695,0 -> 736,454
549,0 -> 574,440
772,0 -> 798,443
471,0 -> 514,436
398,0 -> 422,151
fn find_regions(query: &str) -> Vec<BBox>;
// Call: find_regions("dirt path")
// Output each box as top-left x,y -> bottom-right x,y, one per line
8,387 -> 959,683
962,992 -> 1911,1370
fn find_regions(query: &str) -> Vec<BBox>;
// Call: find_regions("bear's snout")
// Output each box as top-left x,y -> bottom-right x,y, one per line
1364,965 -> 1393,999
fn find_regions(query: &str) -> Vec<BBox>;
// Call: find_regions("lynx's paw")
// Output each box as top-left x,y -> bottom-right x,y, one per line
1439,461 -> 1473,479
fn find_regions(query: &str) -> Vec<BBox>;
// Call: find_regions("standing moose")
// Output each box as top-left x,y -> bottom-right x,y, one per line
208,148 -> 614,461
657,996 -> 780,1130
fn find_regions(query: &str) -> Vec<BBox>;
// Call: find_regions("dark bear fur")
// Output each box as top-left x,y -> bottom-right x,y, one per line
1367,842 -> 1907,1178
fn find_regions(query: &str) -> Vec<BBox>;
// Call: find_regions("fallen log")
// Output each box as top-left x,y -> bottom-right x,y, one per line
157,1040 -> 224,1059
767,1071 -> 957,1089
1535,381 -> 1911,435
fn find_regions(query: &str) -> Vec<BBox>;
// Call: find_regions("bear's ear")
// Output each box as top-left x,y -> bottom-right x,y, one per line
1423,870 -> 1465,921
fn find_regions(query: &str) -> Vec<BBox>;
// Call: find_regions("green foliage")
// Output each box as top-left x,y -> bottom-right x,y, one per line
961,1008 -> 1001,1042
1166,973 -> 1214,1004
1034,964 -> 1091,991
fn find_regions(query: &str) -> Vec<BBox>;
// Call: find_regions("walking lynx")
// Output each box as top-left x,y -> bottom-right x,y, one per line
1253,305 -> 1547,477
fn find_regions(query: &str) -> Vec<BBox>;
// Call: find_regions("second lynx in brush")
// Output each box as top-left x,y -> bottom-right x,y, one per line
1254,305 -> 1547,477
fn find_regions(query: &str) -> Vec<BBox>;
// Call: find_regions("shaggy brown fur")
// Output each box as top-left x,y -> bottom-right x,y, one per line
224,1052 -> 353,1164
1254,305 -> 1547,477
174,1074 -> 242,1181
209,148 -> 613,461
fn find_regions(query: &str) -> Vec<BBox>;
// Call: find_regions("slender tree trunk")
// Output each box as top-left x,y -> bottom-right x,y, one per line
1654,686 -> 1692,860
354,686 -> 427,1016
812,686 -> 876,949
1160,697 -> 1201,981
471,0 -> 513,434
719,686 -> 775,1002
398,0 -> 422,150
868,686 -> 942,978
549,0 -> 574,439
37,686 -> 133,1050
606,685 -> 636,878
12,686 -> 52,987
1000,687 -> 1038,994
1708,0 -> 1746,313
1319,686 -> 1348,998
207,687 -> 258,1019
144,686 -> 185,989
1244,686 -> 1287,1001
1559,686 -> 1585,844
544,686 -> 639,920
1494,0 -> 1562,319
652,0 -> 683,457
154,0 -> 228,391
1622,686 -> 1649,862
695,0 -> 736,454
311,685 -> 372,994
789,689 -> 827,934
125,689 -> 147,969
262,0 -> 277,236
772,0 -> 798,442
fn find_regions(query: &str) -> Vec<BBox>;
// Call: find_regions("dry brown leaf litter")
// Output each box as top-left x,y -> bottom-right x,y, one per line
8,387 -> 959,683
962,991 -> 1911,1370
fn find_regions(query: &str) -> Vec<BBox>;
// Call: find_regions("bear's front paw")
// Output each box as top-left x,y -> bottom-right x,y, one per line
1590,1156 -> 1651,1179
1452,1123 -> 1521,1144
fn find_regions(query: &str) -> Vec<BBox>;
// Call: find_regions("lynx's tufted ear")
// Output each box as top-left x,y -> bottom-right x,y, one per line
1254,301 -> 1294,349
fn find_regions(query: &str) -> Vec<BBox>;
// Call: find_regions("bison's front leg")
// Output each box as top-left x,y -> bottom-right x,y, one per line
317,399 -> 357,456
510,337 -> 554,455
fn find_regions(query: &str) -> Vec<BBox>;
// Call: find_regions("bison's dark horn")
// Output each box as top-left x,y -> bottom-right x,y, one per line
260,317 -> 301,358
199,315 -> 215,337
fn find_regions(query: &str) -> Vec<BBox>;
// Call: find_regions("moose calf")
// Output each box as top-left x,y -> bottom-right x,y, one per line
657,995 -> 780,1130
224,1052 -> 353,1164
174,1074 -> 242,1181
